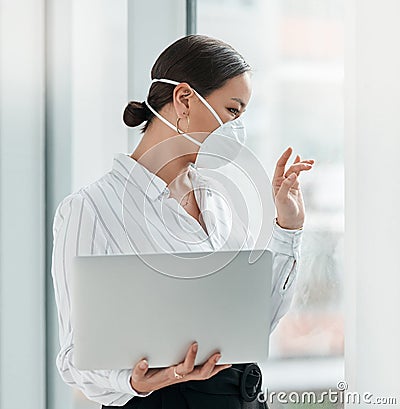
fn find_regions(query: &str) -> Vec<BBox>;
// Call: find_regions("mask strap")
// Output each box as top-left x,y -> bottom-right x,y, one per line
180,132 -> 202,147
151,78 -> 224,126
143,99 -> 176,132
144,81 -> 202,147
191,89 -> 224,127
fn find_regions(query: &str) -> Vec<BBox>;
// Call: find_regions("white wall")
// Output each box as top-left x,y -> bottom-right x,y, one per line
0,0 -> 46,408
71,0 -> 129,192
345,0 -> 400,405
127,0 -> 186,150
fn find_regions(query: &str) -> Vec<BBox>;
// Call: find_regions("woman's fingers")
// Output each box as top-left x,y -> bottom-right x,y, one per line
208,362 -> 233,378
292,153 -> 315,166
130,359 -> 152,394
203,353 -> 233,378
132,359 -> 149,378
273,147 -> 315,181
276,172 -> 299,198
175,342 -> 198,377
272,147 -> 293,181
199,353 -> 221,378
188,352 -> 230,380
130,345 -> 233,393
188,352 -> 220,379
284,162 -> 313,178
131,358 -> 185,393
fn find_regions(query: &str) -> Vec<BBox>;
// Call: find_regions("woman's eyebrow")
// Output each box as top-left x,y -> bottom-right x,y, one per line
231,97 -> 246,108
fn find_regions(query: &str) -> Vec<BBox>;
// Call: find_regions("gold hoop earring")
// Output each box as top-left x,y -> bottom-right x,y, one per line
176,116 -> 190,134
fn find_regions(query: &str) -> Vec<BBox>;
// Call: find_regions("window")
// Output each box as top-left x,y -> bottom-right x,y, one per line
198,0 -> 345,403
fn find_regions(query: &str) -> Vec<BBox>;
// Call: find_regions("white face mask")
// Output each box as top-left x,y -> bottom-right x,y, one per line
144,78 -> 247,169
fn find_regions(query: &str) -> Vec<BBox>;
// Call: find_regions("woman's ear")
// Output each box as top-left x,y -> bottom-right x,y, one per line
173,83 -> 194,117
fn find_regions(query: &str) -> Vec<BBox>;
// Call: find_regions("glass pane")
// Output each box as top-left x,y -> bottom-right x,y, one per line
198,0 -> 344,400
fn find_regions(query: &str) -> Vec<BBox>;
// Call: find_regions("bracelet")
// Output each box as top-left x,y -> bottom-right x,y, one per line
275,217 -> 303,231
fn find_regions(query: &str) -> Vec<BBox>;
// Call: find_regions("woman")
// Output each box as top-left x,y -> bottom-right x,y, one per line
51,34 -> 314,408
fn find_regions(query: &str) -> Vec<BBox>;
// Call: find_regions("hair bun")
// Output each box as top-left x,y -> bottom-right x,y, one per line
123,100 -> 148,127
141,101 -> 152,118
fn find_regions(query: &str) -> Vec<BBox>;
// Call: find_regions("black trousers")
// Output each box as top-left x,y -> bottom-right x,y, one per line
102,363 -> 269,409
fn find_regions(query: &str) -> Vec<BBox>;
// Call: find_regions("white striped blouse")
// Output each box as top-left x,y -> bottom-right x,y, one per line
50,152 -> 303,406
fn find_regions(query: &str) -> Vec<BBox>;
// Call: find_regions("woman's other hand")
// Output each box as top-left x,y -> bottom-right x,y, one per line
130,342 -> 232,394
272,146 -> 314,230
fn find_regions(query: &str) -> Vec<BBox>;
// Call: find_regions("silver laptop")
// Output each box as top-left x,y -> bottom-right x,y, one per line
71,249 -> 273,370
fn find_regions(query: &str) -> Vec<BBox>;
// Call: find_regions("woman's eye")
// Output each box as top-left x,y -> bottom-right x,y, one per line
227,107 -> 239,115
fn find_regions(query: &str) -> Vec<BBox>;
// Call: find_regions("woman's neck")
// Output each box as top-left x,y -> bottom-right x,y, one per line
129,120 -> 197,187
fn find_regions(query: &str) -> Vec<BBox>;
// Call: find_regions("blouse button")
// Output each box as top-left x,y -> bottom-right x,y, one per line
158,187 -> 170,200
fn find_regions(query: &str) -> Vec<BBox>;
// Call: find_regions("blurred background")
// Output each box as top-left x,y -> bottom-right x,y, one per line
1,0 -> 345,408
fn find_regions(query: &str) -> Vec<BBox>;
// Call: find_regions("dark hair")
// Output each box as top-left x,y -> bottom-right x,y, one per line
123,34 -> 251,133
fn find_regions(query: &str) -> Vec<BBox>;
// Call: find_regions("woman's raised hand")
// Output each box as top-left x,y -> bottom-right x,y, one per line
130,342 -> 232,394
272,146 -> 314,230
